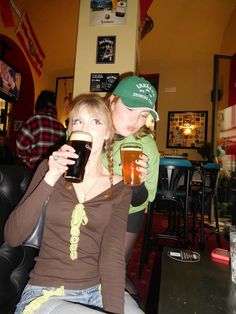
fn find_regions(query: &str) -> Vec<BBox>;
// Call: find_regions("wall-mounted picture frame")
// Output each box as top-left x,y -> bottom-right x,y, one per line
167,111 -> 208,149
96,36 -> 116,64
90,73 -> 119,92
90,0 -> 128,26
55,76 -> 74,127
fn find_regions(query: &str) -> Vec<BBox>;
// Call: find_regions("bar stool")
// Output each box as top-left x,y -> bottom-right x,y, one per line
191,162 -> 221,250
138,157 -> 192,277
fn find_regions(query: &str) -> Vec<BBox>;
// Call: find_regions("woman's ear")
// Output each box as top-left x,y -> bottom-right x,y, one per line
109,94 -> 115,102
109,95 -> 115,111
104,128 -> 110,140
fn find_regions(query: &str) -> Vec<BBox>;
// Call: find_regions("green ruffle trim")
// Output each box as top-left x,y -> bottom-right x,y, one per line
22,286 -> 64,314
70,203 -> 88,260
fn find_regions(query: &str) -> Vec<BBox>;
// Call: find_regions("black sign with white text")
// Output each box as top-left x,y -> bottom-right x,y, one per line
90,73 -> 119,92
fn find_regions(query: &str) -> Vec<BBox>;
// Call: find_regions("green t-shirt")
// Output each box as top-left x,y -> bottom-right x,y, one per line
102,134 -> 160,214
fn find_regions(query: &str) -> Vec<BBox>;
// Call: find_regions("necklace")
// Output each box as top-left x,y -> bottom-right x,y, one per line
78,177 -> 100,203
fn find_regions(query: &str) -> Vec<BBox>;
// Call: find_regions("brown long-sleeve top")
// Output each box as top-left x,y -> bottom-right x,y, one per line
4,160 -> 132,314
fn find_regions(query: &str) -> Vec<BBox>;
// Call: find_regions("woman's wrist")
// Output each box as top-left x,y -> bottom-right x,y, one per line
44,171 -> 61,186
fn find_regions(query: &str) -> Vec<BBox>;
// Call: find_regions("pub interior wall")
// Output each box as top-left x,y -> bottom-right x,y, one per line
0,0 -> 235,159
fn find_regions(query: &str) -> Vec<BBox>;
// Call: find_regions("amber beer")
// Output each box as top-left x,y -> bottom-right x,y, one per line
120,143 -> 143,186
64,131 -> 93,183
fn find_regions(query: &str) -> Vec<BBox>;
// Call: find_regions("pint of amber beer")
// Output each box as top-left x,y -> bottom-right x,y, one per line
120,143 -> 143,186
64,131 -> 93,183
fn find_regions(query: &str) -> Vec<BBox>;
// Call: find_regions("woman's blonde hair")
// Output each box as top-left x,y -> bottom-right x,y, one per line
68,94 -> 114,190
108,96 -> 154,138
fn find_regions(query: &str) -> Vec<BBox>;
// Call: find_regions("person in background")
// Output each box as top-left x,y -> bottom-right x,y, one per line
0,130 -> 14,164
103,75 -> 160,302
16,90 -> 66,171
5,94 -> 132,314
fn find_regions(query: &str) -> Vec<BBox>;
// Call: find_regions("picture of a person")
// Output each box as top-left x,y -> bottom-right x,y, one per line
102,43 -> 114,61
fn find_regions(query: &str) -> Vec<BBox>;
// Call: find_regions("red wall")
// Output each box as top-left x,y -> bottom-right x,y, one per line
0,34 -> 34,152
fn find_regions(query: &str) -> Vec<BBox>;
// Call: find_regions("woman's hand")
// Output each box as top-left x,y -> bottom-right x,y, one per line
44,144 -> 78,186
136,154 -> 149,183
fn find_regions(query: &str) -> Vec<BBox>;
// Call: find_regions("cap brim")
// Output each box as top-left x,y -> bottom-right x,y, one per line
122,103 -> 160,121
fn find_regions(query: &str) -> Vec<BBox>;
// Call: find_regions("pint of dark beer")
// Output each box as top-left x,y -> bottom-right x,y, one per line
120,143 -> 143,186
64,131 -> 93,183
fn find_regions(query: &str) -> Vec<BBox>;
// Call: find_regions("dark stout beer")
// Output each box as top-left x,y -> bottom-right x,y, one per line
64,131 -> 93,183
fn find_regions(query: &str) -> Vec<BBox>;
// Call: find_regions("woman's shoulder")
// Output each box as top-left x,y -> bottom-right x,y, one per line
140,134 -> 156,145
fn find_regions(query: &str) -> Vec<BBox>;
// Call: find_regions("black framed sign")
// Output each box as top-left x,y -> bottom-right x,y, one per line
96,36 -> 116,64
167,111 -> 208,149
90,73 -> 119,92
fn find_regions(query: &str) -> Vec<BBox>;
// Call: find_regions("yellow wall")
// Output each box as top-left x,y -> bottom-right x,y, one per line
0,0 -> 79,101
139,0 -> 236,160
73,1 -> 139,96
1,0 -> 235,159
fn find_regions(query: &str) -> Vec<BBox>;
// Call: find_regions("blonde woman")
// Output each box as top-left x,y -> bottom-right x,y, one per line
5,94 -> 132,314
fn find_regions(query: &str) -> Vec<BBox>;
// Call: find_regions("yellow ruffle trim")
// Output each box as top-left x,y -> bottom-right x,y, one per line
22,286 -> 64,314
70,203 -> 88,260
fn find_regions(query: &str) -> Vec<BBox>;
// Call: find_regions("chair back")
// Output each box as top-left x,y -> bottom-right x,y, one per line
0,164 -> 32,245
203,163 -> 221,193
158,158 -> 192,201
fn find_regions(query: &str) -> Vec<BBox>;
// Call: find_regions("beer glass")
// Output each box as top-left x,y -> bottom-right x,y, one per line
64,131 -> 93,183
120,143 -> 143,186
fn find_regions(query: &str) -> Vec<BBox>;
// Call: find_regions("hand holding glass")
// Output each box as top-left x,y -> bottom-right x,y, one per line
64,131 -> 93,183
120,143 -> 143,186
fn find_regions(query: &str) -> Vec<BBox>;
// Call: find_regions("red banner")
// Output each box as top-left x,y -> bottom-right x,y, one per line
16,12 -> 45,76
140,0 -> 153,23
0,0 -> 15,27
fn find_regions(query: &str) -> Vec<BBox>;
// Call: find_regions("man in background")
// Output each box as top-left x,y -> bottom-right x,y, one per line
16,90 -> 66,171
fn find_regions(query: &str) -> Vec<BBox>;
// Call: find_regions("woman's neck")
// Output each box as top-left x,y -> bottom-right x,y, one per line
83,156 -> 105,179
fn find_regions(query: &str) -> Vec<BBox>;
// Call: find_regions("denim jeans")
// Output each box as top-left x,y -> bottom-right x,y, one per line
14,284 -> 103,314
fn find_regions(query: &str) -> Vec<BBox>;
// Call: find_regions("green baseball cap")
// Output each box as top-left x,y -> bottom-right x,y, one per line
113,75 -> 159,121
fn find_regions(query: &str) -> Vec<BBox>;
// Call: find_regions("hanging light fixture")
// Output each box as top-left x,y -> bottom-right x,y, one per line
180,122 -> 200,135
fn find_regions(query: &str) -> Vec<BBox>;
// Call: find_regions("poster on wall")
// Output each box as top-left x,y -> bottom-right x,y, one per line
90,1 -> 127,26
96,36 -> 116,64
167,111 -> 208,149
90,73 -> 119,92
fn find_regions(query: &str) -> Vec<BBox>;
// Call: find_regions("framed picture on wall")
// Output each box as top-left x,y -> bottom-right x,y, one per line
55,76 -> 74,127
90,73 -> 119,92
167,111 -> 208,149
96,36 -> 116,64
90,1 -> 128,26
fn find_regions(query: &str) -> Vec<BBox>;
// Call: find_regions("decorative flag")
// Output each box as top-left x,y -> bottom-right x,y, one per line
16,12 -> 45,76
0,0 -> 15,27
140,0 -> 153,23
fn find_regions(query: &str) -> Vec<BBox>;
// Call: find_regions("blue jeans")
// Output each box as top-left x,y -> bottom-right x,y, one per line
14,284 -> 103,314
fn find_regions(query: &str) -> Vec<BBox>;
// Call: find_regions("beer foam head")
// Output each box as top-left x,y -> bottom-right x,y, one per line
121,147 -> 142,151
70,131 -> 93,142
